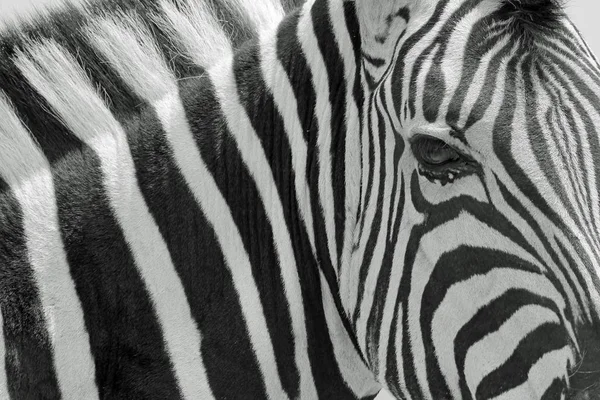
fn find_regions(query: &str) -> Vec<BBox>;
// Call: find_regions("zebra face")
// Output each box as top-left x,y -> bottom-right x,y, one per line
346,0 -> 600,398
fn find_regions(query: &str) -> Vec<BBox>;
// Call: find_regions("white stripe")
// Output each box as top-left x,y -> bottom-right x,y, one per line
0,0 -> 86,32
327,0 -> 362,279
342,100 -> 383,317
88,15 -> 176,102
393,306 -> 410,399
155,89 -> 289,400
298,0 -> 339,269
359,86 -> 372,228
0,303 -> 9,400
209,51 -> 315,399
432,268 -> 570,400
540,60 -> 600,253
0,93 -> 99,400
355,98 -> 396,350
157,0 -> 233,68
15,41 -> 213,400
377,178 -> 410,384
472,47 -> 597,329
259,30 -> 316,257
320,270 -> 382,398
233,0 -> 284,33
489,347 -> 574,400
408,212 -> 561,400
511,59 -> 589,320
413,43 -> 440,123
464,305 -> 561,397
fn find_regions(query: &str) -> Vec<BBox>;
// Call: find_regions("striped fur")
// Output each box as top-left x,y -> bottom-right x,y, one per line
0,0 -> 599,399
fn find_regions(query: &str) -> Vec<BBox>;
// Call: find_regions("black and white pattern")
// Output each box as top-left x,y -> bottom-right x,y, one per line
0,0 -> 599,399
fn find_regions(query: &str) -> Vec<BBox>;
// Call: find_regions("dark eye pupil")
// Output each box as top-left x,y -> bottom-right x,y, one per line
412,136 -> 461,167
422,145 -> 460,165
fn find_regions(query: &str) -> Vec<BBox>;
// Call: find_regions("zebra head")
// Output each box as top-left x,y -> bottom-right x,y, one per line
339,0 -> 600,398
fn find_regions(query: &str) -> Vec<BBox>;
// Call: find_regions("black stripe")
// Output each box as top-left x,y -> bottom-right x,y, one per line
365,172 -> 404,376
445,13 -> 507,126
476,323 -> 568,399
277,5 -> 368,396
243,12 -> 363,395
312,0 -> 347,269
391,0 -> 450,117
542,378 -> 564,400
355,97 -> 377,246
179,75 -> 275,399
353,101 -> 387,326
399,173 -> 438,399
277,11 -> 336,309
567,323 -> 600,397
132,84 -> 267,399
277,11 -> 314,146
415,0 -> 483,122
0,61 -> 181,399
362,52 -> 386,68
464,39 -> 515,131
279,1 -> 359,346
385,293 -> 404,398
421,248 -> 542,399
232,43 -> 300,399
0,177 -> 61,400
344,1 -> 366,227
454,289 -> 563,400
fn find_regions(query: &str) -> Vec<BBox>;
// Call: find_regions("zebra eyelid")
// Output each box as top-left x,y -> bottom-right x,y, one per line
411,125 -> 485,161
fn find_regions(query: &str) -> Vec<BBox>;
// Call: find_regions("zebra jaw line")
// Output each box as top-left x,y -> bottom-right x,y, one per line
0,0 -> 600,398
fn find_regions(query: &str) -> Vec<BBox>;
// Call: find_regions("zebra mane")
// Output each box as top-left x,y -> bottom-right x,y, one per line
0,0 -> 301,121
498,0 -> 565,44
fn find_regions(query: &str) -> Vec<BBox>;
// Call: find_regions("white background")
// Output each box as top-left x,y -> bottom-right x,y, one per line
0,0 -> 597,399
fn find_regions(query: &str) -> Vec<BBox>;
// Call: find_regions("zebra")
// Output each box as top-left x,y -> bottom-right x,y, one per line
0,0 -> 599,398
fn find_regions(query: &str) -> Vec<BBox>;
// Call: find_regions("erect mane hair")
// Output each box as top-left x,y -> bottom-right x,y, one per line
0,0 -> 303,120
498,0 -> 565,44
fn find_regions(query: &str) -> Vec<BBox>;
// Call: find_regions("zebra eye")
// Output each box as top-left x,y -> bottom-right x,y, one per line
411,135 -> 462,168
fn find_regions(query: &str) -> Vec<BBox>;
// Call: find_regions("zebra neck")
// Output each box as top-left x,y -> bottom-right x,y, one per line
198,0 -> 378,392
269,0 -> 365,279
164,2 -> 377,394
263,0 -> 369,350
